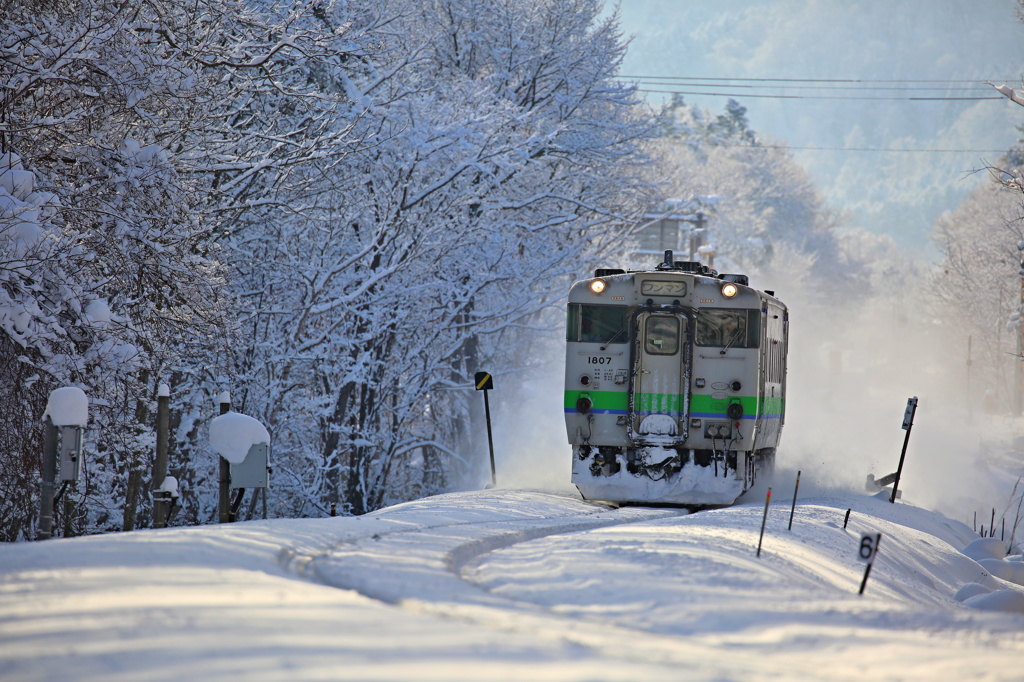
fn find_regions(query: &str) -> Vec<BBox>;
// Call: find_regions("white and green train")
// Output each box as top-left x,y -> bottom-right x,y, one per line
564,251 -> 788,506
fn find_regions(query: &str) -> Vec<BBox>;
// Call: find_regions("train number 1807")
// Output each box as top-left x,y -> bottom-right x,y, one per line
587,356 -> 612,365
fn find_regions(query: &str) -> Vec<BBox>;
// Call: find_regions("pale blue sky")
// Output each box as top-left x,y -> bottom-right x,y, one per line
612,0 -> 1024,251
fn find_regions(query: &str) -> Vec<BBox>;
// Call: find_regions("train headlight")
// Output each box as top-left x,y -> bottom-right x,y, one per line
727,402 -> 743,420
721,282 -> 738,298
590,279 -> 606,294
576,396 -> 593,414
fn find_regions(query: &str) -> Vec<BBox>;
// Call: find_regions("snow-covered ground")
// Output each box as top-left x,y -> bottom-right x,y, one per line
2,480 -> 1024,681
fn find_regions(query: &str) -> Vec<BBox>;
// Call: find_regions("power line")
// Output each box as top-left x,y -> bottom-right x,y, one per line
724,143 -> 1008,153
620,75 -> 1019,84
621,75 -> 1014,101
631,74 -> 1019,153
631,81 -> 994,93
630,87 -> 999,100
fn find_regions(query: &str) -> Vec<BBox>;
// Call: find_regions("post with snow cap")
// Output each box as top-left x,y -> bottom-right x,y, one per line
152,383 -> 173,529
38,387 -> 88,540
210,401 -> 271,523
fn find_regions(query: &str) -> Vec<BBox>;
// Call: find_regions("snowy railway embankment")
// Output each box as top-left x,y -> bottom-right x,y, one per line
2,489 -> 1024,681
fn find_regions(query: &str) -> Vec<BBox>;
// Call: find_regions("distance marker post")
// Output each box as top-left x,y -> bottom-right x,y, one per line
858,532 -> 882,595
757,487 -> 772,557
890,397 -> 917,504
475,372 -> 497,486
788,470 -> 801,531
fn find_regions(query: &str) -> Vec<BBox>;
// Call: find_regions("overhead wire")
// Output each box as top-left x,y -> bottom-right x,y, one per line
624,74 -> 1020,152
636,88 -> 1001,101
716,143 -> 1009,153
620,75 -> 1019,83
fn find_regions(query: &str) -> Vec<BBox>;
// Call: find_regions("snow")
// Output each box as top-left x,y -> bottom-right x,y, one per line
83,298 -> 111,326
993,83 -> 1024,107
637,413 -> 678,435
157,476 -> 179,498
41,386 -> 88,427
209,411 -> 271,464
158,383 -> 170,397
3,487 -> 1023,681
0,168 -> 34,199
574,453 -> 745,505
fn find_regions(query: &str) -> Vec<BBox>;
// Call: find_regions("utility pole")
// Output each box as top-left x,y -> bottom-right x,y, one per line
966,335 -> 972,424
1017,242 -> 1024,416
218,392 -> 231,523
152,384 -> 171,528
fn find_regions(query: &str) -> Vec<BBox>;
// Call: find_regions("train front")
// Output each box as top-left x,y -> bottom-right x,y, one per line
564,255 -> 784,506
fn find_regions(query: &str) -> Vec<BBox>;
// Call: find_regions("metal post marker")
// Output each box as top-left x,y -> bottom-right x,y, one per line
788,470 -> 801,531
475,372 -> 497,486
757,487 -> 772,557
890,397 -> 917,504
38,416 -> 58,540
858,533 -> 882,595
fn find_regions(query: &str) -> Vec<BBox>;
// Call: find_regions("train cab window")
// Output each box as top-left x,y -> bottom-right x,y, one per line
567,304 -> 628,344
695,309 -> 760,348
644,316 -> 681,355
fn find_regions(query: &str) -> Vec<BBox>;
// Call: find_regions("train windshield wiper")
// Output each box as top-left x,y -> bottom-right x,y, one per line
599,327 -> 625,350
720,330 -> 741,355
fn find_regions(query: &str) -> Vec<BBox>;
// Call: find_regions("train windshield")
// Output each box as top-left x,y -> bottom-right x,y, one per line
695,309 -> 760,348
567,304 -> 628,344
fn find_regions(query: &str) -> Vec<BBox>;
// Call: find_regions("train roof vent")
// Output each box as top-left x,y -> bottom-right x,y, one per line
594,268 -> 625,277
721,274 -> 749,286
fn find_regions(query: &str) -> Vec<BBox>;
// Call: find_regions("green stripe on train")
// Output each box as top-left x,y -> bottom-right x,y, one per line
564,390 -> 628,411
635,392 -> 682,413
691,393 -> 785,416
564,390 -> 785,415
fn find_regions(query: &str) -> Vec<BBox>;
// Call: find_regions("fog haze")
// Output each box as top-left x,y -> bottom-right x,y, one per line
614,0 -> 1024,253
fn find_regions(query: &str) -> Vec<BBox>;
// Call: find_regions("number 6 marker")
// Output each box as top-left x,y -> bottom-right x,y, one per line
858,532 -> 882,595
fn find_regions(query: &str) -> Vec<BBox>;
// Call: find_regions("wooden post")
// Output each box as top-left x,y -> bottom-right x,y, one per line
218,393 -> 231,523
153,386 -> 170,528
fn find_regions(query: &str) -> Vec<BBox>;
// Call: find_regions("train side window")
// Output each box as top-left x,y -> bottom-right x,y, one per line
568,304 -> 629,344
644,316 -> 680,355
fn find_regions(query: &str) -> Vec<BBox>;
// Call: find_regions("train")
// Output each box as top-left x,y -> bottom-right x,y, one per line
564,250 -> 788,506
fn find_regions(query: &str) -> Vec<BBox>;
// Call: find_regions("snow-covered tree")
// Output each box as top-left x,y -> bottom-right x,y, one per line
217,0 -> 652,516
929,132 -> 1024,409
0,0 -> 652,537
649,97 -> 845,284
0,0 -> 229,538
